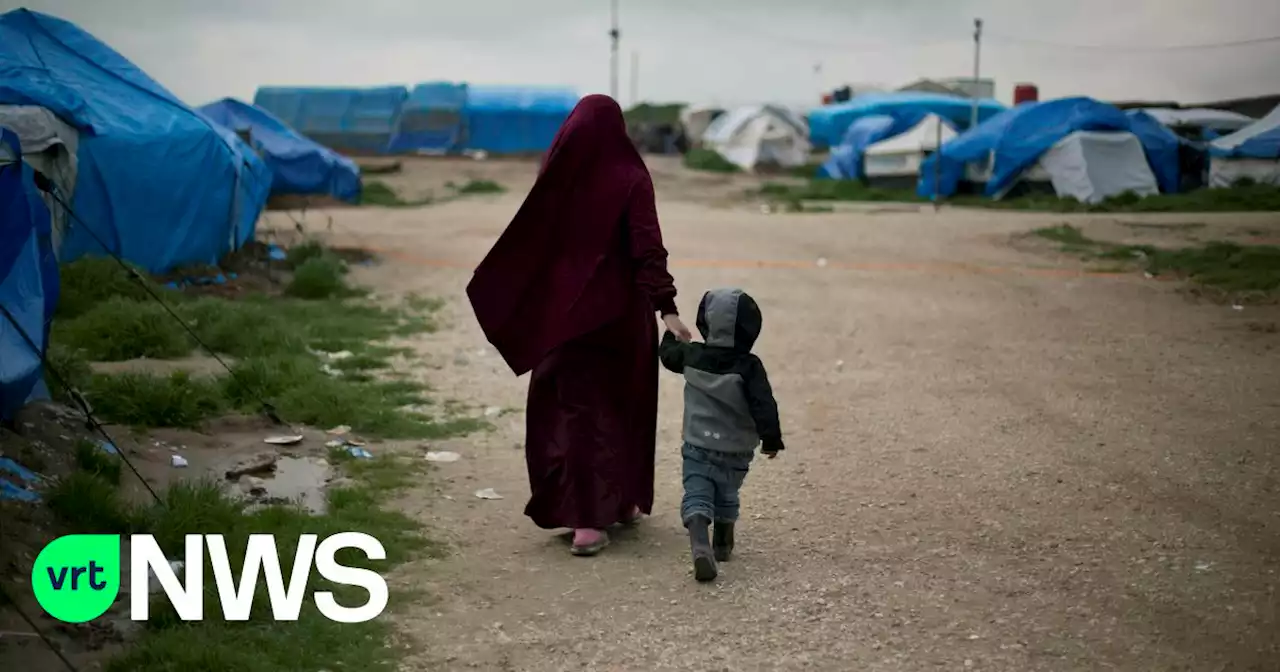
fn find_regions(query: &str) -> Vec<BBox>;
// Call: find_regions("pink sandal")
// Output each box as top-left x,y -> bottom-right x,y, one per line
570,529 -> 609,556
621,505 -> 643,526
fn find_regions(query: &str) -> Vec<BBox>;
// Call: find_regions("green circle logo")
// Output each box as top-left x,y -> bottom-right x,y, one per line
31,534 -> 122,623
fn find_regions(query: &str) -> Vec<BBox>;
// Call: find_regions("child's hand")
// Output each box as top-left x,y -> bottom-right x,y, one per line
763,450 -> 779,460
662,314 -> 693,342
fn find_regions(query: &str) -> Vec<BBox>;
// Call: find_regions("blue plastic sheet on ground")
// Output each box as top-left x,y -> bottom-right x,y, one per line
0,456 -> 41,483
199,98 -> 361,202
807,92 -> 1006,147
0,128 -> 58,420
1,478 -> 40,502
918,97 -> 1179,198
0,9 -> 271,273
463,86 -> 579,154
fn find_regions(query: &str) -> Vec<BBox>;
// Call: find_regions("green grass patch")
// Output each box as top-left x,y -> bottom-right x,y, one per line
684,148 -> 741,173
286,255 -> 358,300
455,179 -> 506,195
57,257 -> 182,320
86,371 -> 227,429
759,181 -> 1280,214
358,180 -> 432,208
74,439 -> 122,485
283,239 -> 328,270
1032,225 -> 1280,295
54,297 -> 193,361
40,445 -> 434,672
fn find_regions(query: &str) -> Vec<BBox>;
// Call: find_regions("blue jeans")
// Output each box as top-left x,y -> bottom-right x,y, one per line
681,443 -> 754,525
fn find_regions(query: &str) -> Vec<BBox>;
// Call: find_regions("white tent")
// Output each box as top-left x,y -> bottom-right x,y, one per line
1208,104 -> 1280,187
1140,107 -> 1255,133
864,114 -> 956,185
970,131 -> 1159,204
702,105 -> 810,172
0,105 -> 78,251
679,105 -> 725,147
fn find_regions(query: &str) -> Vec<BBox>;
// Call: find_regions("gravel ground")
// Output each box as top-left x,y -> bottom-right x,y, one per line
290,157 -> 1280,671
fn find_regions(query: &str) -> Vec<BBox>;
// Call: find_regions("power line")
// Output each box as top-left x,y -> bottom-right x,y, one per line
986,31 -> 1280,52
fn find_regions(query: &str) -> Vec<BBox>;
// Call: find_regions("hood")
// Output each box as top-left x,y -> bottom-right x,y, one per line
696,288 -> 762,352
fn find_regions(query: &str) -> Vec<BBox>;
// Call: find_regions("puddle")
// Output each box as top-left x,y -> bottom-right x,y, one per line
225,456 -> 332,515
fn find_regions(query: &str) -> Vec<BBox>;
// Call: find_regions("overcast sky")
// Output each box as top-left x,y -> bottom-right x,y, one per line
13,0 -> 1280,108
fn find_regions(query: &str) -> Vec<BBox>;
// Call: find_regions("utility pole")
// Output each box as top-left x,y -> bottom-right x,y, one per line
971,18 -> 983,129
630,51 -> 639,106
609,0 -> 620,100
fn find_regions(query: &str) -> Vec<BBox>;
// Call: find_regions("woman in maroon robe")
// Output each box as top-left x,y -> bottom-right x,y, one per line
467,95 -> 692,556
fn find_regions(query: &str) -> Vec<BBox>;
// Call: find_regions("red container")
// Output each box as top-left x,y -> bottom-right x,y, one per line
821,93 -> 834,105
1014,84 -> 1039,105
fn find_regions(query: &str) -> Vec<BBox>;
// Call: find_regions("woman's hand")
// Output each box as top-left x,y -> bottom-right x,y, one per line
662,314 -> 693,342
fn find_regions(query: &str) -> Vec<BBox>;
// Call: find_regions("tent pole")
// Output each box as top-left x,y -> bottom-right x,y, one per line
970,18 -> 983,129
610,0 -> 620,100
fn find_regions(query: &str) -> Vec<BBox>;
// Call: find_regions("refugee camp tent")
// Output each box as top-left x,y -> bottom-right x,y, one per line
0,9 -> 271,273
1139,108 -> 1255,134
1128,110 -> 1206,192
807,92 -> 1006,148
462,85 -> 579,154
679,105 -> 725,147
1208,104 -> 1280,187
387,82 -> 468,154
254,86 -> 408,154
0,106 -> 76,249
919,97 -> 1178,202
702,105 -> 810,172
0,129 -> 59,420
863,114 -> 957,188
198,98 -> 361,202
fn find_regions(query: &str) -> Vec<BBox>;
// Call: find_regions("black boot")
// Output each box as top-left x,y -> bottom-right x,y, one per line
686,514 -> 718,582
713,521 -> 735,562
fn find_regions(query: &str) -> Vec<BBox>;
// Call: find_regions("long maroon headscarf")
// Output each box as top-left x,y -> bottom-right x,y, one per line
467,95 -> 650,376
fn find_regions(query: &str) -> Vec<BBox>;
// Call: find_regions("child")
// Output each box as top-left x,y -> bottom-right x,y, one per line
659,288 -> 785,582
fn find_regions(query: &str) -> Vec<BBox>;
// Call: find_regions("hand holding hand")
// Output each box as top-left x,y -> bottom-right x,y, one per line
663,313 -> 693,342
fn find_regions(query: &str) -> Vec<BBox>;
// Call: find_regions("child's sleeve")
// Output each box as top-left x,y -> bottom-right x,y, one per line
658,331 -> 688,373
744,357 -> 785,453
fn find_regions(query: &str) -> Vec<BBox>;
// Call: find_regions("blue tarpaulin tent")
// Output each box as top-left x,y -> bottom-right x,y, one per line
198,98 -> 361,202
1,129 -> 59,420
0,9 -> 270,273
254,86 -> 408,154
388,82 -> 468,154
463,86 -> 578,154
918,97 -> 1180,198
808,92 -> 1006,148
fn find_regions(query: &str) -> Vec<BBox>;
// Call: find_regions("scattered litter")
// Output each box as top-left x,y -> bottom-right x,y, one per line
968,634 -> 981,640
267,244 -> 288,261
484,406 -> 502,418
325,350 -> 354,361
1143,272 -> 1154,279
425,451 -> 461,463
345,438 -> 366,447
324,440 -> 346,449
816,257 -> 829,268
0,457 -> 41,483
1231,304 -> 1244,311
474,488 -> 503,500
327,425 -> 352,436
0,479 -> 40,503
224,453 -> 280,480
263,435 -> 303,446
760,204 -> 773,215
1194,561 -> 1214,572
320,363 -> 343,377
97,440 -> 119,455
346,447 -> 373,460
171,455 -> 189,468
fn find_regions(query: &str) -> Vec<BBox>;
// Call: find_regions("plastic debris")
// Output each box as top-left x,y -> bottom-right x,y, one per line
263,435 -> 304,446
1,479 -> 40,503
267,244 -> 288,261
474,488 -> 503,500
0,457 -> 41,483
346,447 -> 373,460
425,451 -> 461,463
171,455 -> 189,468
325,350 -> 354,361
816,257 -> 829,268
327,425 -> 352,436
97,440 -> 119,455
1232,304 -> 1244,311
324,439 -> 346,449
484,406 -> 502,418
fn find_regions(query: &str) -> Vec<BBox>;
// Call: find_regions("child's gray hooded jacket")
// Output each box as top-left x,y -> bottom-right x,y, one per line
659,288 -> 784,455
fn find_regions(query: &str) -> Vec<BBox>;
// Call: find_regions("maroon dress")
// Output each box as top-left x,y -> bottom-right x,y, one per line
466,95 -> 678,530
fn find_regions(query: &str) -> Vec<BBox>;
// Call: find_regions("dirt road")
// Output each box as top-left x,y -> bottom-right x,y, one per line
311,158 -> 1280,671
